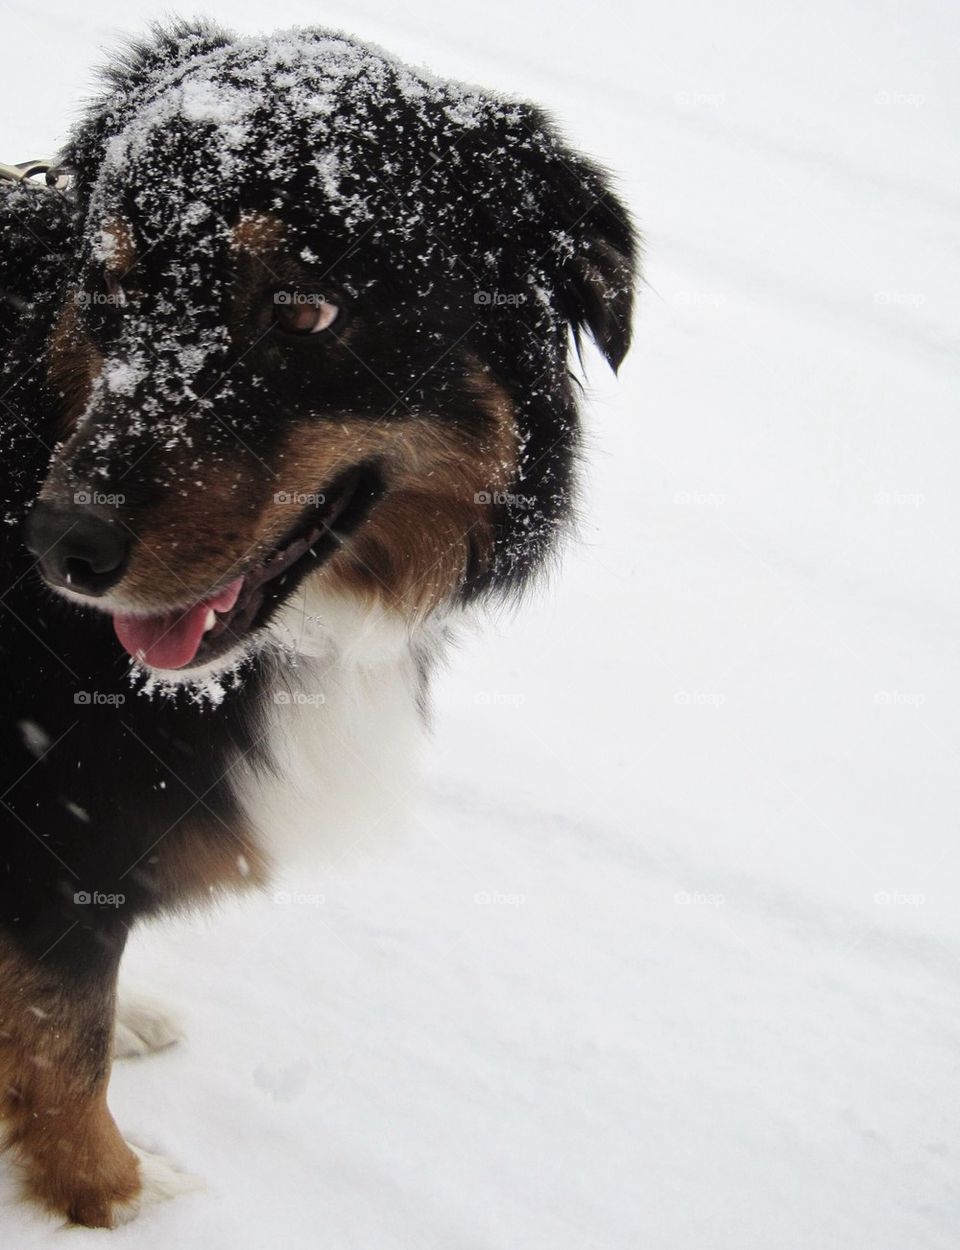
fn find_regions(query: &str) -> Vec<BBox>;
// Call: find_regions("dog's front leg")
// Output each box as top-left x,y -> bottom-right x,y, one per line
0,923 -> 141,1227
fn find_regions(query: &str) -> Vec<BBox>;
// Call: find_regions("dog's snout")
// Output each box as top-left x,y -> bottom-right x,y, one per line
25,502 -> 131,597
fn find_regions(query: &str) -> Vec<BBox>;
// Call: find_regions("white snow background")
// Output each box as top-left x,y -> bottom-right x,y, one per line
2,1 -> 959,1246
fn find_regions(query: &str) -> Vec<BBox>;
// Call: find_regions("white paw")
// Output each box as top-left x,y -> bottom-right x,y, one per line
112,1146 -> 204,1224
113,992 -> 184,1059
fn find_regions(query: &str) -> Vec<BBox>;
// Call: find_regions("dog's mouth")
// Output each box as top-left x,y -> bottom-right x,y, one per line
112,463 -> 384,671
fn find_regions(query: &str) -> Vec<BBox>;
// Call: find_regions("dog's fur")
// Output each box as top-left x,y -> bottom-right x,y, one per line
0,21 -> 635,1226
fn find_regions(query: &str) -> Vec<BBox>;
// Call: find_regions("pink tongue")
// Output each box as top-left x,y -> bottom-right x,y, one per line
113,578 -> 244,670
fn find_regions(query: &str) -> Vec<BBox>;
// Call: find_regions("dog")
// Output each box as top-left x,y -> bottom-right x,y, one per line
0,20 -> 635,1227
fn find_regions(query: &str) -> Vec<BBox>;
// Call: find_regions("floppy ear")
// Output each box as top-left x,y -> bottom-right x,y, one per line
517,108 -> 638,373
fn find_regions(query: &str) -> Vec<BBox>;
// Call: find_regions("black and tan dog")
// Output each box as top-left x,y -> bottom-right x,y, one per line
0,20 -> 635,1226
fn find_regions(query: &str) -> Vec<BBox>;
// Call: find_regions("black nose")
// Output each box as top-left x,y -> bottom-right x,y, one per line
25,501 -> 131,596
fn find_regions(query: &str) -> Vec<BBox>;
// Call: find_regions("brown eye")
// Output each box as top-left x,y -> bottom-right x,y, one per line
273,292 -> 339,335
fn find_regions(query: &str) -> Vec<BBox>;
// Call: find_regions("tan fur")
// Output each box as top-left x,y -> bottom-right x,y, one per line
230,211 -> 284,253
99,219 -> 137,275
0,943 -> 139,1227
97,457 -> 265,608
127,817 -> 270,907
328,370 -> 518,614
46,300 -> 103,435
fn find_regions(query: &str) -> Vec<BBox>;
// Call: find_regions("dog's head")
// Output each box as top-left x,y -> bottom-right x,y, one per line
25,21 -> 636,676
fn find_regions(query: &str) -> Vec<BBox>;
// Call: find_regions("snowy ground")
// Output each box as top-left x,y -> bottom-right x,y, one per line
3,0 -> 959,1245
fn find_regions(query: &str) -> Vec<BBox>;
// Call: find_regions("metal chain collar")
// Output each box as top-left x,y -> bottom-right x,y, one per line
0,159 -> 72,192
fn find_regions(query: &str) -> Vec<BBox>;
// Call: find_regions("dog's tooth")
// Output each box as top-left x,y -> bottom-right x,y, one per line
203,609 -> 216,632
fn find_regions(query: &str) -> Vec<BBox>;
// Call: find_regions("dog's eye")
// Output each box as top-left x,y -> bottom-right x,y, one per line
273,293 -> 339,336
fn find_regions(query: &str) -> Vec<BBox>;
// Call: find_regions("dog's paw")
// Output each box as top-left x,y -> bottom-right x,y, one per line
33,1141 -> 200,1228
113,992 -> 184,1058
111,1146 -> 204,1224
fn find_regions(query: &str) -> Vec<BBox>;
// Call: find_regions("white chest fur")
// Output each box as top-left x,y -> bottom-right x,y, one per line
231,589 -> 435,876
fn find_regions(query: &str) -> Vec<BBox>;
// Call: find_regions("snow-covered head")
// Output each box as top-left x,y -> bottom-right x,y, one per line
27,21 -> 636,674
